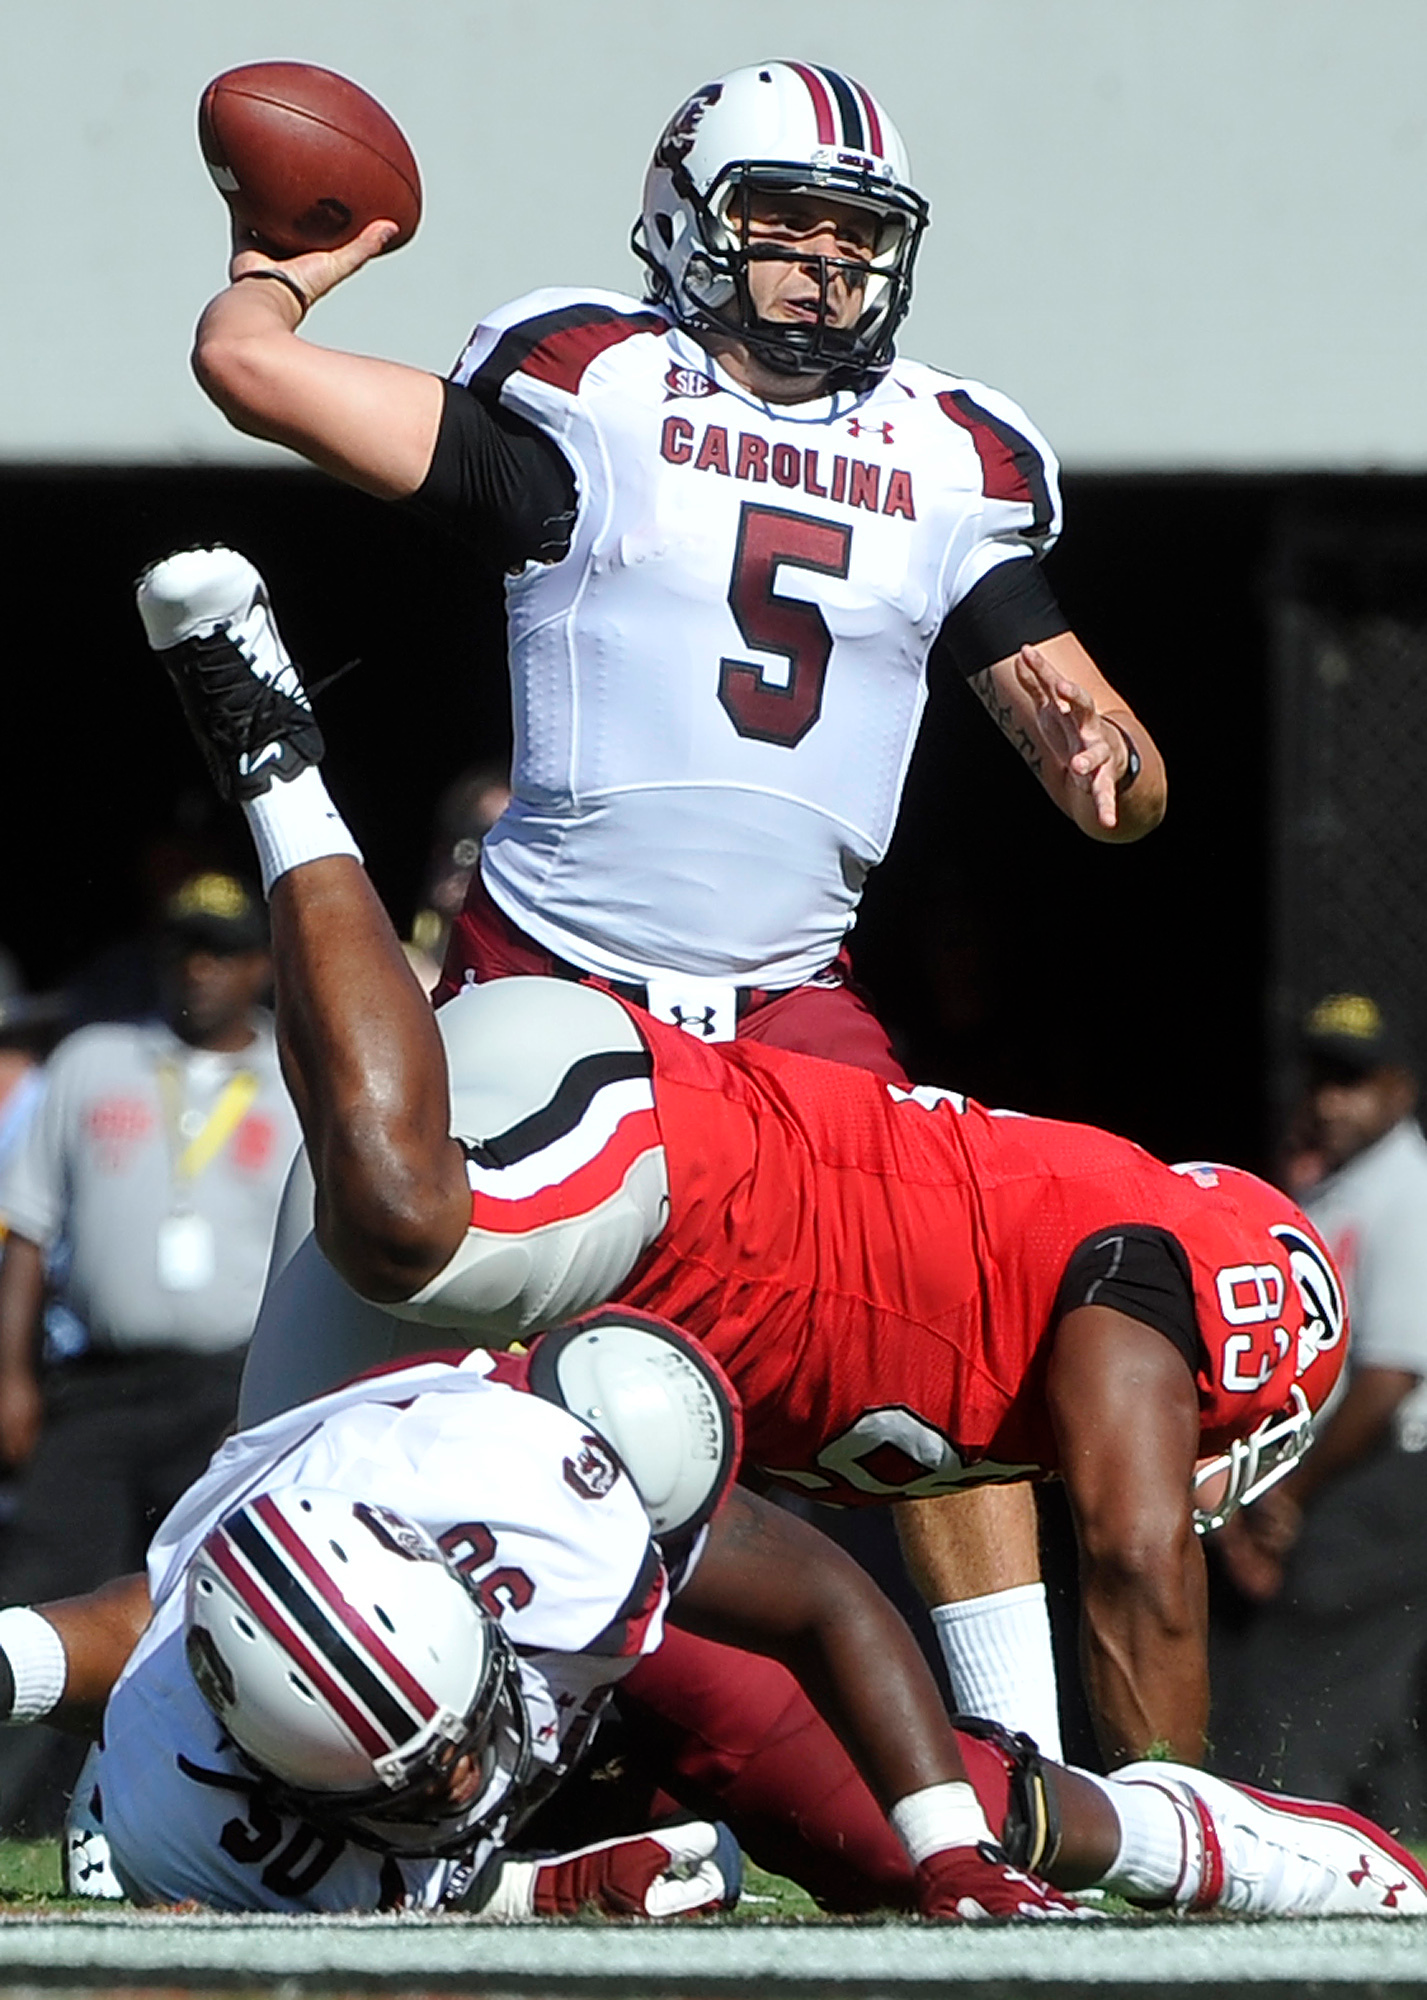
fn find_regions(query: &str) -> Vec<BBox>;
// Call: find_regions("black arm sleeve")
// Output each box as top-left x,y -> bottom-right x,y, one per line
929,556 -> 1069,680
1053,1225 -> 1205,1379
397,378 -> 578,569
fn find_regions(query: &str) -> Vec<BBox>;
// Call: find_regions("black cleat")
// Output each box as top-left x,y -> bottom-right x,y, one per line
136,547 -> 324,802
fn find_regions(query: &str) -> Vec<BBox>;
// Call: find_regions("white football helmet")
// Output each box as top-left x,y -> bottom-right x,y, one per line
526,1310 -> 742,1542
184,1487 -> 532,1856
634,60 -> 929,381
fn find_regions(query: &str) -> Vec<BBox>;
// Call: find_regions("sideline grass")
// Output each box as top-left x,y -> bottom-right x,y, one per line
0,1838 -> 63,1903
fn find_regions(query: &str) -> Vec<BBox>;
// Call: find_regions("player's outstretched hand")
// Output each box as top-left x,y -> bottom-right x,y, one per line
1014,644 -> 1126,831
228,217 -> 400,315
482,1820 -> 742,1920
916,1842 -> 1089,1920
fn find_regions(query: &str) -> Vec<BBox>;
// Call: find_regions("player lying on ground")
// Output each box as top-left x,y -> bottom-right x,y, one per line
136,547 -> 1350,1778
16,1327 -> 1087,1917
13,1360 -> 1423,1920
15,1334 -> 1425,1920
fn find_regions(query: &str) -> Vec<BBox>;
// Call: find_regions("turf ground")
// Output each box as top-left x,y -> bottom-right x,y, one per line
0,1841 -> 1425,1999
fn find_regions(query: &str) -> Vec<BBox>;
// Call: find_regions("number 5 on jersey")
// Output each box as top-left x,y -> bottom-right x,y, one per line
719,503 -> 852,747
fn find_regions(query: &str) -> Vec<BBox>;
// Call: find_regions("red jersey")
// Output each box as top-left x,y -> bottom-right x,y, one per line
613,1015 -> 1345,1506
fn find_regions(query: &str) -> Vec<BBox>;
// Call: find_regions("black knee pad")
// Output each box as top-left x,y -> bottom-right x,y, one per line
952,1712 -> 1062,1874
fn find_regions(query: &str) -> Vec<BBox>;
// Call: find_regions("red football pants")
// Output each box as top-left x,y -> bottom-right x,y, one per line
436,871 -> 910,1085
621,1627 -> 1015,1912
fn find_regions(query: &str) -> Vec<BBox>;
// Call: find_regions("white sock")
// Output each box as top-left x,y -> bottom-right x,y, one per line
241,765 -> 363,895
1076,1766 -> 1200,1904
930,1582 -> 1065,1761
0,1607 -> 67,1724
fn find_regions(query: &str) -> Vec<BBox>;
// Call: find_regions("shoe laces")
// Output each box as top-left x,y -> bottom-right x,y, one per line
180,625 -> 312,753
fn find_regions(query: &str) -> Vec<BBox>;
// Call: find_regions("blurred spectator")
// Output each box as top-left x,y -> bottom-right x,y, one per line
66,813 -> 241,1029
0,873 -> 300,1830
0,961 -> 44,1216
1213,992 -> 1427,1834
406,761 -> 512,981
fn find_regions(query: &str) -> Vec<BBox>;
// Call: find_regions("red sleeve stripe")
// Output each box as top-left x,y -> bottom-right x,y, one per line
470,303 -> 666,398
468,1102 -> 662,1235
584,1542 -> 667,1658
936,389 -> 1055,548
344,1349 -> 469,1390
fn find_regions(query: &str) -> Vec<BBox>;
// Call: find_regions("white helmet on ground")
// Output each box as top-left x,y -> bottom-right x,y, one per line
526,1310 -> 742,1542
184,1487 -> 531,1856
634,60 -> 928,382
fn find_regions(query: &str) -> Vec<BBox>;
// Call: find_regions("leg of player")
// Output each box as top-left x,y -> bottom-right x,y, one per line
1060,1760 -> 1427,1916
267,857 -> 470,1300
136,549 -> 470,1303
896,1485 -> 1064,1760
925,1722 -> 1427,1917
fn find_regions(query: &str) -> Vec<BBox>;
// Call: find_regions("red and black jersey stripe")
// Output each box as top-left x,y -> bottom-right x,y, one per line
936,389 -> 1056,550
470,303 -> 667,399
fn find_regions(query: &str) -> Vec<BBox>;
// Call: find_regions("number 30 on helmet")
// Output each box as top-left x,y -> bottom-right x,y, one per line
634,60 -> 929,381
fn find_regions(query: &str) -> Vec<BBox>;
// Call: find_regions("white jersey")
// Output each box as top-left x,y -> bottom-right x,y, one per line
95,1352 -> 667,1911
1303,1117 -> 1427,1448
453,288 -> 1062,987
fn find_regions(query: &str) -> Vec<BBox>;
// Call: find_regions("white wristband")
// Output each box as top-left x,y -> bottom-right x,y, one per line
473,1855 -> 537,1920
889,1780 -> 996,1864
0,1607 -> 67,1724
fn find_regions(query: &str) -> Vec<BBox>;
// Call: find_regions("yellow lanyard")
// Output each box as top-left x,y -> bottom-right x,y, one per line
157,1060 -> 259,1191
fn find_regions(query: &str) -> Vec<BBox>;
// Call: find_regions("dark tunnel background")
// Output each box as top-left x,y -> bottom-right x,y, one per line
8,467 -> 1427,1172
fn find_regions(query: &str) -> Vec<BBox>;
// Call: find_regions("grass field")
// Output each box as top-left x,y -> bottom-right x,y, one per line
0,1836 -> 829,1917
0,1838 -> 65,1904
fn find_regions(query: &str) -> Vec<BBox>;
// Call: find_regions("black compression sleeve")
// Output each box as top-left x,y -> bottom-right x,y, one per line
931,558 -> 1068,679
1053,1225 -> 1205,1378
398,379 -> 578,568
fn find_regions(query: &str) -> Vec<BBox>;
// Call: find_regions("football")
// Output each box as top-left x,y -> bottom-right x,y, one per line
198,62 -> 422,257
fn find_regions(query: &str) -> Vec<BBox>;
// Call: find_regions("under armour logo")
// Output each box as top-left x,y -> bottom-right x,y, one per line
670,1005 -> 719,1037
848,418 -> 894,443
1349,1854 -> 1410,1907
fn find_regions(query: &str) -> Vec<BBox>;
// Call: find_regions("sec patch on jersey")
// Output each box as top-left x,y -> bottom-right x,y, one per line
198,61 -> 421,257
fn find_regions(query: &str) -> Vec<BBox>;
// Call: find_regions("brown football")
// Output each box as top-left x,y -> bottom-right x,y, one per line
198,61 -> 421,257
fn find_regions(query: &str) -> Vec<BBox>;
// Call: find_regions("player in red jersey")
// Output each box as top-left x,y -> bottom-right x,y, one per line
134,560 -> 1341,1778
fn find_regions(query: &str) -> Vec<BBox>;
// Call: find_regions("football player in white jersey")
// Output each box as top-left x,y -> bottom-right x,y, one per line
188,62 -> 1170,1756
21,1330 -> 1088,1918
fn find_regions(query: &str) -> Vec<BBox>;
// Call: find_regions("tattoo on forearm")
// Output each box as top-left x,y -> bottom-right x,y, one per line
969,669 -> 1043,776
